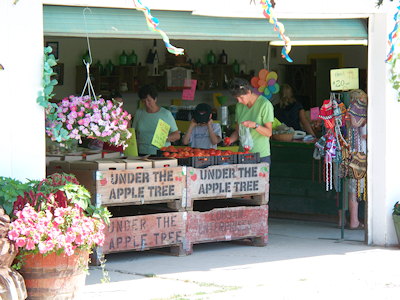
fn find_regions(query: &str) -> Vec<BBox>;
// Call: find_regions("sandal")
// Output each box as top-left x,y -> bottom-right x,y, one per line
347,223 -> 365,230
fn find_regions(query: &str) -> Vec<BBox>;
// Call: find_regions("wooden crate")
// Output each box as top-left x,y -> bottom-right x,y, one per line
185,163 -> 270,209
91,211 -> 187,264
93,167 -> 187,209
185,205 -> 268,254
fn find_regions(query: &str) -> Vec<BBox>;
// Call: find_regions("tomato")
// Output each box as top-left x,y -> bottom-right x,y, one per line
160,147 -> 168,151
170,152 -> 178,158
163,152 -> 170,157
209,150 -> 216,156
215,150 -> 222,156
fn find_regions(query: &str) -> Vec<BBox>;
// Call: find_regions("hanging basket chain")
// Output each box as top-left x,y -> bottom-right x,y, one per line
81,7 -> 97,101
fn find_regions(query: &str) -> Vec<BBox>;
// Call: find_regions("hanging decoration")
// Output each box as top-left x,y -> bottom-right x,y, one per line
385,4 -> 400,63
260,0 -> 293,63
133,0 -> 184,56
314,90 -> 367,202
250,69 -> 280,100
315,94 -> 347,192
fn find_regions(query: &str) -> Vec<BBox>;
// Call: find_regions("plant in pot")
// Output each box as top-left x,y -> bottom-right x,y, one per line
1,173 -> 111,300
393,201 -> 400,245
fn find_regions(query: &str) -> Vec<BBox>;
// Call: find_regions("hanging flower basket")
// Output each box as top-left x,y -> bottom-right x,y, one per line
45,95 -> 132,149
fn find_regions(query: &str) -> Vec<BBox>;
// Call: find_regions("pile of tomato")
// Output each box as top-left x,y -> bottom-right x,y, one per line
160,146 -> 248,158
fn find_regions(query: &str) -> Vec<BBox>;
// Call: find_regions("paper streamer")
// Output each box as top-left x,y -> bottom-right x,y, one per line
261,0 -> 293,63
386,5 -> 400,63
133,0 -> 184,56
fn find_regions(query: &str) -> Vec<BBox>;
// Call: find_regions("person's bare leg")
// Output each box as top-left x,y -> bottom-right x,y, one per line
348,192 -> 361,228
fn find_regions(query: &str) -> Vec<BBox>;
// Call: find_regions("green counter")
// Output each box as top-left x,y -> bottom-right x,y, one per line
269,140 -> 338,219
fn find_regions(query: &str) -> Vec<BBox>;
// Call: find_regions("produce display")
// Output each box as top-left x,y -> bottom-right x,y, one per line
159,146 -> 248,158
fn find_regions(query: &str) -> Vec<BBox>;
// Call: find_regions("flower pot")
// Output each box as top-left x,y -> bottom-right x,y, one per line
19,250 -> 89,300
393,214 -> 400,245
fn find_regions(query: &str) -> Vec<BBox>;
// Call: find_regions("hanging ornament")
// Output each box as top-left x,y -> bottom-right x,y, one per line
250,69 -> 280,100
260,0 -> 293,62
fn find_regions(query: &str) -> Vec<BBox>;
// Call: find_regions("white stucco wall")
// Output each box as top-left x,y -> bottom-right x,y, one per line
0,1 -> 45,181
368,11 -> 400,246
1,0 -> 399,245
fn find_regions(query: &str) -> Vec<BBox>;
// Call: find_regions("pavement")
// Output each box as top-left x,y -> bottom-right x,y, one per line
78,218 -> 400,300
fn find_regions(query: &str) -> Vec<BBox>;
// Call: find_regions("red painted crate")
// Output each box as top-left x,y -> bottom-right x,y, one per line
185,205 -> 268,254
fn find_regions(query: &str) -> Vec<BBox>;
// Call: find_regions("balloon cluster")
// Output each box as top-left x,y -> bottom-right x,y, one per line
250,69 -> 280,100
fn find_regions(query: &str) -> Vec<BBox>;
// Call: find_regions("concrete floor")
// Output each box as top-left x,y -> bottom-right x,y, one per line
78,218 -> 399,300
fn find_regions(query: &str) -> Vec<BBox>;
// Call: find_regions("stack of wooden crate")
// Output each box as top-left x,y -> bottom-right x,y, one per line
48,157 -> 270,264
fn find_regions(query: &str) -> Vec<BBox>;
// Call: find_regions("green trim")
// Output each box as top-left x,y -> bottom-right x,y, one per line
43,6 -> 368,41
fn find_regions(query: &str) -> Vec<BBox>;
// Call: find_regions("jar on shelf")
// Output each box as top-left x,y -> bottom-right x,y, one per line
106,60 -> 114,76
232,59 -> 240,75
119,51 -> 128,65
207,50 -> 216,65
219,50 -> 228,64
127,50 -> 138,66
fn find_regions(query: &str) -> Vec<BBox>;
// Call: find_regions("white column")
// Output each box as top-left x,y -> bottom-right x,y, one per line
0,1 -> 45,181
368,13 -> 400,246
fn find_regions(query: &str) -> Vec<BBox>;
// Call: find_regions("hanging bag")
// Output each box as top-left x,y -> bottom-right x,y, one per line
348,152 -> 367,179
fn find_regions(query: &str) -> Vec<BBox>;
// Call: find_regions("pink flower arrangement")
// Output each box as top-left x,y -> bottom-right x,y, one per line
46,95 -> 132,149
6,173 -> 111,259
8,204 -> 105,256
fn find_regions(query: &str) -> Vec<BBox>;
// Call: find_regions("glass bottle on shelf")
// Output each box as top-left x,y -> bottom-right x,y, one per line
207,50 -> 216,65
105,60 -> 114,76
119,51 -> 128,65
232,59 -> 240,75
219,49 -> 228,64
95,60 -> 104,75
127,50 -> 138,66
195,59 -> 203,74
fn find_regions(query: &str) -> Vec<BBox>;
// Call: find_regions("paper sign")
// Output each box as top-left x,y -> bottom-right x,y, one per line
151,119 -> 170,149
123,128 -> 138,157
330,68 -> 359,91
182,79 -> 197,100
310,107 -> 320,120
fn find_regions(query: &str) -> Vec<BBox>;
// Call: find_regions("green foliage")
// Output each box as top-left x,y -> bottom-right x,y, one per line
393,201 -> 400,215
389,53 -> 400,102
0,173 -> 111,225
37,46 -> 58,108
0,177 -> 35,215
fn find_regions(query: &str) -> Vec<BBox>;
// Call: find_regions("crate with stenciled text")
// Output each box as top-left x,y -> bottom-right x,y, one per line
94,167 -> 186,211
100,211 -> 186,258
184,205 -> 268,254
185,163 -> 270,210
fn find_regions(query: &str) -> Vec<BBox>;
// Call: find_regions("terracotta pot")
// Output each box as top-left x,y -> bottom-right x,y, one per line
19,250 -> 89,300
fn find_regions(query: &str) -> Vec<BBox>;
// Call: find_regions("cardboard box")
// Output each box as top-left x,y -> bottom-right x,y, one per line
63,153 -> 84,162
122,159 -> 153,170
102,151 -> 122,159
69,160 -> 125,171
148,157 -> 178,168
83,152 -> 103,161
48,160 -> 70,172
45,155 -> 62,166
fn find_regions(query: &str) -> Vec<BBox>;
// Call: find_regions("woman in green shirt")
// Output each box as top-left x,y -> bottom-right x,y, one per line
132,85 -> 180,155
226,78 -> 274,164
